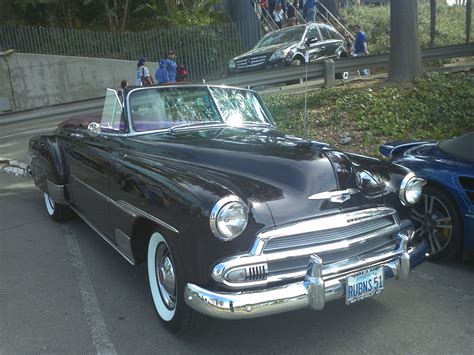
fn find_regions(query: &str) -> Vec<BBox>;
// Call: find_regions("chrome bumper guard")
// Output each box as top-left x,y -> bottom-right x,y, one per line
184,233 -> 427,320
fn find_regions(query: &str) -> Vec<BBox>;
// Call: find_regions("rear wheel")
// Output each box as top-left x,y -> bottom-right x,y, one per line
411,186 -> 463,260
43,192 -> 73,222
147,231 -> 208,334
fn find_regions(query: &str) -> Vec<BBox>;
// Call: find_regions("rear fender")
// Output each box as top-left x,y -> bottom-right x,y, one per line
29,135 -> 69,203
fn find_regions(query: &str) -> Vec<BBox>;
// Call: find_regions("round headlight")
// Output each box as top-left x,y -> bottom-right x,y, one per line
399,172 -> 426,206
210,196 -> 249,241
228,60 -> 236,69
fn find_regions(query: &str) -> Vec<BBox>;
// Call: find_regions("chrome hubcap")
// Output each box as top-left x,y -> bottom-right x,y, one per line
411,194 -> 453,255
155,244 -> 176,310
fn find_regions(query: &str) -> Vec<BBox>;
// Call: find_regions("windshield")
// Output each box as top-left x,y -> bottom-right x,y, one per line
127,86 -> 274,133
254,26 -> 305,48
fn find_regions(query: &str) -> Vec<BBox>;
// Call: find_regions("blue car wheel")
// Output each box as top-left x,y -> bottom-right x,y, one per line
411,186 -> 463,260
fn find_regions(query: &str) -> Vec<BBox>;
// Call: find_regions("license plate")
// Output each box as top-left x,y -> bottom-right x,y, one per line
346,266 -> 384,305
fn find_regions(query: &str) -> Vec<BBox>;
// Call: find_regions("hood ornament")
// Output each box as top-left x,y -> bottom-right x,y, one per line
308,188 -> 359,204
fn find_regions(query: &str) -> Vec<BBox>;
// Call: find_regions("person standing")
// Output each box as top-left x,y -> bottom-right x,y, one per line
155,60 -> 169,84
136,57 -> 154,86
164,50 -> 177,83
286,1 -> 297,26
354,25 -> 369,76
303,0 -> 317,23
273,3 -> 285,29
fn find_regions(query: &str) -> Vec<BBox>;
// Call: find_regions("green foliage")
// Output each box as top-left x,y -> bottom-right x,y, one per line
340,2 -> 473,54
263,72 -> 474,155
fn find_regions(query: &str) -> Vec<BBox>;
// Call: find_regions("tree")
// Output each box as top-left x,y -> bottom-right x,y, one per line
388,0 -> 423,82
430,0 -> 436,47
467,0 -> 472,43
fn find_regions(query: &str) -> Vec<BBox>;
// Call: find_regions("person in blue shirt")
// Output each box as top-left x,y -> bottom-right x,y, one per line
164,50 -> 177,83
354,25 -> 369,76
155,60 -> 169,84
304,0 -> 317,23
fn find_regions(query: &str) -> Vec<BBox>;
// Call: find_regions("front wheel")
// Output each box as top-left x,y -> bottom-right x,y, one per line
147,231 -> 208,333
411,186 -> 463,260
43,192 -> 73,222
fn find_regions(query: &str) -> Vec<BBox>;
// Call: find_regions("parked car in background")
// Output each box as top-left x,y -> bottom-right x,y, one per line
29,85 -> 427,334
380,132 -> 474,260
228,22 -> 349,78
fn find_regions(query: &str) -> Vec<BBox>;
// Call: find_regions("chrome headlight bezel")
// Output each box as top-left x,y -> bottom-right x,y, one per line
399,172 -> 426,206
210,196 -> 249,241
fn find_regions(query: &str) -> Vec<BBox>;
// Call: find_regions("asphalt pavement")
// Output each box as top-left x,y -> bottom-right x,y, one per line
1,104 -> 474,354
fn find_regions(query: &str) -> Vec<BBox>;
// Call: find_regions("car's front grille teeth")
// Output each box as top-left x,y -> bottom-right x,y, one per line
459,177 -> 474,204
246,264 -> 267,280
236,55 -> 268,69
264,217 -> 395,253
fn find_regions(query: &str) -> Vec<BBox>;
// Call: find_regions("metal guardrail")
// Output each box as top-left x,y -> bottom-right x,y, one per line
211,43 -> 474,89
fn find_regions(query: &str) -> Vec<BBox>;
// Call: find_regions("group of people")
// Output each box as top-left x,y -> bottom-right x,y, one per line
260,0 -> 319,29
135,50 -> 188,87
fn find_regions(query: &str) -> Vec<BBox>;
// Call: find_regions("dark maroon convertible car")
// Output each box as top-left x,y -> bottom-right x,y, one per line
29,85 -> 428,333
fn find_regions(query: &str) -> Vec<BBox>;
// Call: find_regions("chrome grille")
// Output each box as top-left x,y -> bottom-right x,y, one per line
236,55 -> 268,69
264,217 -> 395,252
268,234 -> 395,275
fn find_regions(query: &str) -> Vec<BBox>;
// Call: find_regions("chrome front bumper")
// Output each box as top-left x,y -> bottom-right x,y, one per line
184,238 -> 428,320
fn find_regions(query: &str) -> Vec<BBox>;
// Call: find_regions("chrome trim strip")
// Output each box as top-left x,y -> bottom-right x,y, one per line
116,200 -> 179,234
251,207 -> 398,255
72,177 -> 179,234
114,228 -> 134,261
70,205 -> 136,265
185,234 -> 418,320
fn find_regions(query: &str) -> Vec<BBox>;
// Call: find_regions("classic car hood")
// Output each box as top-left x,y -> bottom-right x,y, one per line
127,127 -> 384,226
232,43 -> 298,61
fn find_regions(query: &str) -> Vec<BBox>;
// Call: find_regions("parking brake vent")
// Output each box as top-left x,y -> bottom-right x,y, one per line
246,264 -> 267,281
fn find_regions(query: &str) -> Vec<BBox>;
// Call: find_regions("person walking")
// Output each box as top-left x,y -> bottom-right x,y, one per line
354,25 -> 369,76
303,0 -> 317,23
164,50 -> 177,83
155,60 -> 169,84
273,3 -> 285,29
286,1 -> 297,26
136,57 -> 154,86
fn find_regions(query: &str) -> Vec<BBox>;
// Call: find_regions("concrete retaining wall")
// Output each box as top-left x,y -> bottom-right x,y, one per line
0,52 -> 158,112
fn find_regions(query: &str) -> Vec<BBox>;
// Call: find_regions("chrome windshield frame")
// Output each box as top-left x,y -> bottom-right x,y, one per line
123,84 -> 276,137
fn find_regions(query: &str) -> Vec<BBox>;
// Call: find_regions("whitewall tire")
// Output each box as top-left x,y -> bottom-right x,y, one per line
43,192 -> 72,222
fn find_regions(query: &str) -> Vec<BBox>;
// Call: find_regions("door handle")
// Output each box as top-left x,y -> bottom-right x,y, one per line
69,132 -> 84,139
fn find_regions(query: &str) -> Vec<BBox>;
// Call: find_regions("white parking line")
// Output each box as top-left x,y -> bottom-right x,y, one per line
62,225 -> 117,355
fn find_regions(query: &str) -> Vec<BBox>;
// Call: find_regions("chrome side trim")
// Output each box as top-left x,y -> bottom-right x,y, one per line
114,229 -> 135,261
116,200 -> 179,234
72,177 -> 179,234
70,205 -> 136,265
251,207 -> 398,256
46,180 -> 67,205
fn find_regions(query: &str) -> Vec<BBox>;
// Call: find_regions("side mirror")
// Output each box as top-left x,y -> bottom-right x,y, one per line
87,122 -> 101,134
305,37 -> 318,46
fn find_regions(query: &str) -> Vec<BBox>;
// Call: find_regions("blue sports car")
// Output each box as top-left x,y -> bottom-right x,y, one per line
380,132 -> 474,260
